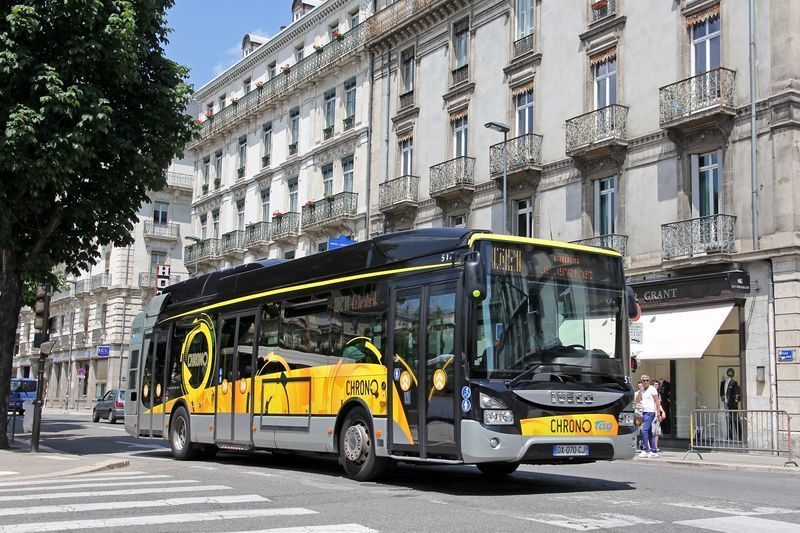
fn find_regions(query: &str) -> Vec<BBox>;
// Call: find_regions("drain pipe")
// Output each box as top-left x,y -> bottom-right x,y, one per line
365,50 -> 375,239
749,0 -> 759,250
767,260 -> 778,449
384,47 -> 392,185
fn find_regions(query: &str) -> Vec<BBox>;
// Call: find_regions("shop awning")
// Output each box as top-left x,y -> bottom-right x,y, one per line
630,303 -> 734,360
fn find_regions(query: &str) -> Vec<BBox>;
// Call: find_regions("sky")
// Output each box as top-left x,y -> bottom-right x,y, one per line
165,0 -> 295,92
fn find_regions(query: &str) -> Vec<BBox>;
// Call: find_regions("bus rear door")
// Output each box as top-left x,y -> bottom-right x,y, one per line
139,328 -> 169,437
215,312 -> 257,446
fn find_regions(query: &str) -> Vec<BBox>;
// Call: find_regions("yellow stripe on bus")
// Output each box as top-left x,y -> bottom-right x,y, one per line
468,233 -> 622,257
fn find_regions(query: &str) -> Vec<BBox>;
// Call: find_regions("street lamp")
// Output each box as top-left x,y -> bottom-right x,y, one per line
185,235 -> 201,277
484,121 -> 511,234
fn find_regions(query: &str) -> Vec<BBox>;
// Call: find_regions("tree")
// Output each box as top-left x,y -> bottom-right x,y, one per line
0,0 -> 195,448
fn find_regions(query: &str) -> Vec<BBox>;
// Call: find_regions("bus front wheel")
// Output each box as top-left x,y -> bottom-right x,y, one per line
476,462 -> 520,476
169,407 -> 196,460
339,409 -> 387,481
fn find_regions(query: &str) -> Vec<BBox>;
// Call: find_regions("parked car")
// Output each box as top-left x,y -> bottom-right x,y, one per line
92,389 -> 125,424
8,378 -> 37,415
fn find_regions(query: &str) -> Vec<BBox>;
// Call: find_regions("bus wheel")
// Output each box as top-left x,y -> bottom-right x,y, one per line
169,407 -> 196,460
339,409 -> 387,481
476,462 -> 520,477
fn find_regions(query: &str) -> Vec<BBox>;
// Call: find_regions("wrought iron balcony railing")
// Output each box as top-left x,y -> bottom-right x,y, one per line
399,90 -> 414,111
659,68 -> 736,126
184,243 -> 198,264
430,156 -> 475,197
513,32 -> 535,57
571,233 -> 628,256
661,214 -> 736,260
165,171 -> 193,190
138,272 -> 182,289
221,230 -> 246,254
366,0 -> 438,41
90,273 -> 111,290
143,220 -> 180,239
271,212 -> 300,241
75,279 -> 89,295
196,23 -> 367,143
302,192 -> 358,230
489,133 -> 543,176
565,104 -> 628,155
189,238 -> 220,261
590,0 -> 616,22
379,175 -> 420,212
451,65 -> 469,86
244,221 -> 271,247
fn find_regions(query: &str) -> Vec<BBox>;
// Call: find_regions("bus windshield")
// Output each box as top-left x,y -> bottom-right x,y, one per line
471,241 -> 627,386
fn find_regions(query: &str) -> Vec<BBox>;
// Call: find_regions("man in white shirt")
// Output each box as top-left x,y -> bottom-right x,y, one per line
639,375 -> 663,458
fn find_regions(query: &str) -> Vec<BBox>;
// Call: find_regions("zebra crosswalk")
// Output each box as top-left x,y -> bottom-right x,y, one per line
0,470 -> 377,533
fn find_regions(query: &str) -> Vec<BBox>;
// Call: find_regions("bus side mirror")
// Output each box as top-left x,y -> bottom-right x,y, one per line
626,286 -> 640,321
464,254 -> 487,301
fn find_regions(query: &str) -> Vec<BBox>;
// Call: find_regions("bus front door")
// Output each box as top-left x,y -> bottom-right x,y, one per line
388,280 -> 459,459
140,329 -> 169,438
215,312 -> 257,445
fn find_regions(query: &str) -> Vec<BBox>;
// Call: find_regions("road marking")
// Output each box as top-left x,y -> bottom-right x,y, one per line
0,474 -> 172,489
0,472 -> 19,476
189,465 -> 219,470
113,440 -> 164,448
227,525 -> 378,533
675,515 -> 800,532
37,455 -> 79,461
0,482 -> 226,502
70,470 -> 147,477
0,495 -> 269,516
668,502 -> 800,516
513,512 -> 661,530
0,507 -> 317,532
239,471 -> 274,477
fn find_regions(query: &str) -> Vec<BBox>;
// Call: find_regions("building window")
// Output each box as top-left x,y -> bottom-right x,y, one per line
285,249 -> 296,259
202,157 -> 210,186
205,102 -> 213,117
322,164 -> 334,197
515,90 -> 534,135
349,9 -> 360,29
515,198 -> 533,237
289,107 -> 300,152
236,199 -> 246,231
237,136 -> 247,177
288,179 -> 298,213
218,94 -> 226,111
243,77 -> 251,93
449,214 -> 466,228
295,44 -> 304,63
199,214 -> 207,239
149,251 -> 167,274
261,189 -> 270,222
453,20 -> 469,69
400,48 -> 415,95
594,57 -> 617,109
344,77 -> 356,125
269,62 -> 277,79
318,241 -> 328,253
153,201 -> 169,225
691,14 -> 720,76
692,151 -> 721,217
324,89 -> 336,136
400,137 -> 413,175
516,0 -> 534,39
594,176 -> 616,235
212,209 -> 219,239
342,155 -> 354,193
329,24 -> 339,41
262,122 -> 272,167
452,115 -> 468,157
214,150 -> 223,183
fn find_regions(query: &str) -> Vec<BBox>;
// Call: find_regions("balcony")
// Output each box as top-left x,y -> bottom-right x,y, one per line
75,279 -> 90,296
399,91 -> 414,111
91,328 -> 105,345
489,133 -> 543,189
366,0 -> 438,43
451,65 -> 469,86
221,230 -> 246,256
661,214 -> 736,261
571,233 -> 628,256
165,171 -> 193,191
590,0 -> 616,23
195,23 -> 367,144
185,239 -> 221,267
379,175 -> 419,215
244,221 -> 271,250
302,192 -> 359,232
90,273 -> 111,291
659,68 -> 736,133
430,156 -> 475,202
271,212 -> 301,242
143,220 -> 180,241
513,33 -> 535,58
138,272 -> 182,290
565,104 -> 628,160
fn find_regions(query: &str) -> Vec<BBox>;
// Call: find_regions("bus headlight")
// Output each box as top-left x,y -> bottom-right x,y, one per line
484,409 -> 515,425
479,392 -> 507,409
618,412 -> 635,426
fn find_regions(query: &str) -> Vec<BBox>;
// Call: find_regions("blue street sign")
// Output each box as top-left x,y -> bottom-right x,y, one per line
328,235 -> 356,250
97,345 -> 110,357
778,349 -> 794,362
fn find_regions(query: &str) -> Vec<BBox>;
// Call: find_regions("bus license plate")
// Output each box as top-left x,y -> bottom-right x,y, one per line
553,445 -> 589,457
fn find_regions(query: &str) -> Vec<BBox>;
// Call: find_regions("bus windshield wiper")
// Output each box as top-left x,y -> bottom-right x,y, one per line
507,360 -> 627,389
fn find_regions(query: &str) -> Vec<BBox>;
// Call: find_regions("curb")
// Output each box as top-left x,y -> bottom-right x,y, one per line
634,456 -> 799,474
10,458 -> 131,481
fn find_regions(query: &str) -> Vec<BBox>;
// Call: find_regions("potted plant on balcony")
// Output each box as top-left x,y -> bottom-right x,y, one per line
323,125 -> 333,139
256,81 -> 265,90
231,97 -> 239,106
272,210 -> 283,219
213,178 -> 221,189
288,142 -> 298,154
280,63 -> 291,75
332,30 -> 343,42
324,193 -> 335,203
201,184 -> 209,194
313,43 -> 324,54
305,199 -> 315,208
204,110 -> 213,120
343,115 -> 354,129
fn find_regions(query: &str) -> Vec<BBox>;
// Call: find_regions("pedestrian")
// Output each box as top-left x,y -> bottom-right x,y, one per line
634,381 -> 644,450
639,375 -> 663,458
651,379 -> 667,453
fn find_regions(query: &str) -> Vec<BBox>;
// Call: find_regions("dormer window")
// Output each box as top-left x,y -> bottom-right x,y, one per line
293,9 -> 302,21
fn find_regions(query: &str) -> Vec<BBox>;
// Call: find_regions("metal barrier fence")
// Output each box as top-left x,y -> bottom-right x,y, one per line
685,409 -> 797,467
5,409 -> 17,443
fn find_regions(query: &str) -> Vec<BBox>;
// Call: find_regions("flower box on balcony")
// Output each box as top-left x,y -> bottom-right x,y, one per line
288,143 -> 298,155
313,44 -> 324,54
343,116 -> 354,130
323,126 -> 333,139
231,97 -> 239,106
305,200 -> 315,208
281,64 -> 291,75
261,154 -> 270,167
213,178 -> 221,189
256,81 -> 265,90
592,0 -> 608,10
201,184 -> 209,194
272,210 -> 283,219
332,30 -> 343,42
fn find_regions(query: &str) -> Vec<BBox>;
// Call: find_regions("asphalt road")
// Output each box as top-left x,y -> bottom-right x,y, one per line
4,414 -> 800,532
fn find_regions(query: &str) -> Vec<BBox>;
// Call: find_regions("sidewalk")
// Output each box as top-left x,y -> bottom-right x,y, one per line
633,448 -> 799,474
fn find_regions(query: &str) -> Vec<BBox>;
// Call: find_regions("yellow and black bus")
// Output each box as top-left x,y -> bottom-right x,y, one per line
124,229 -> 638,480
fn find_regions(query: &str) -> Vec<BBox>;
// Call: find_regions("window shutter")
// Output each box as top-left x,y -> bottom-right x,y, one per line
716,149 -> 724,215
593,180 -> 601,235
690,154 -> 700,218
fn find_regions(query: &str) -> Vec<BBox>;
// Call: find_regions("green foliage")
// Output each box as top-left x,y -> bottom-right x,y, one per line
21,270 -> 67,308
0,0 -> 195,276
